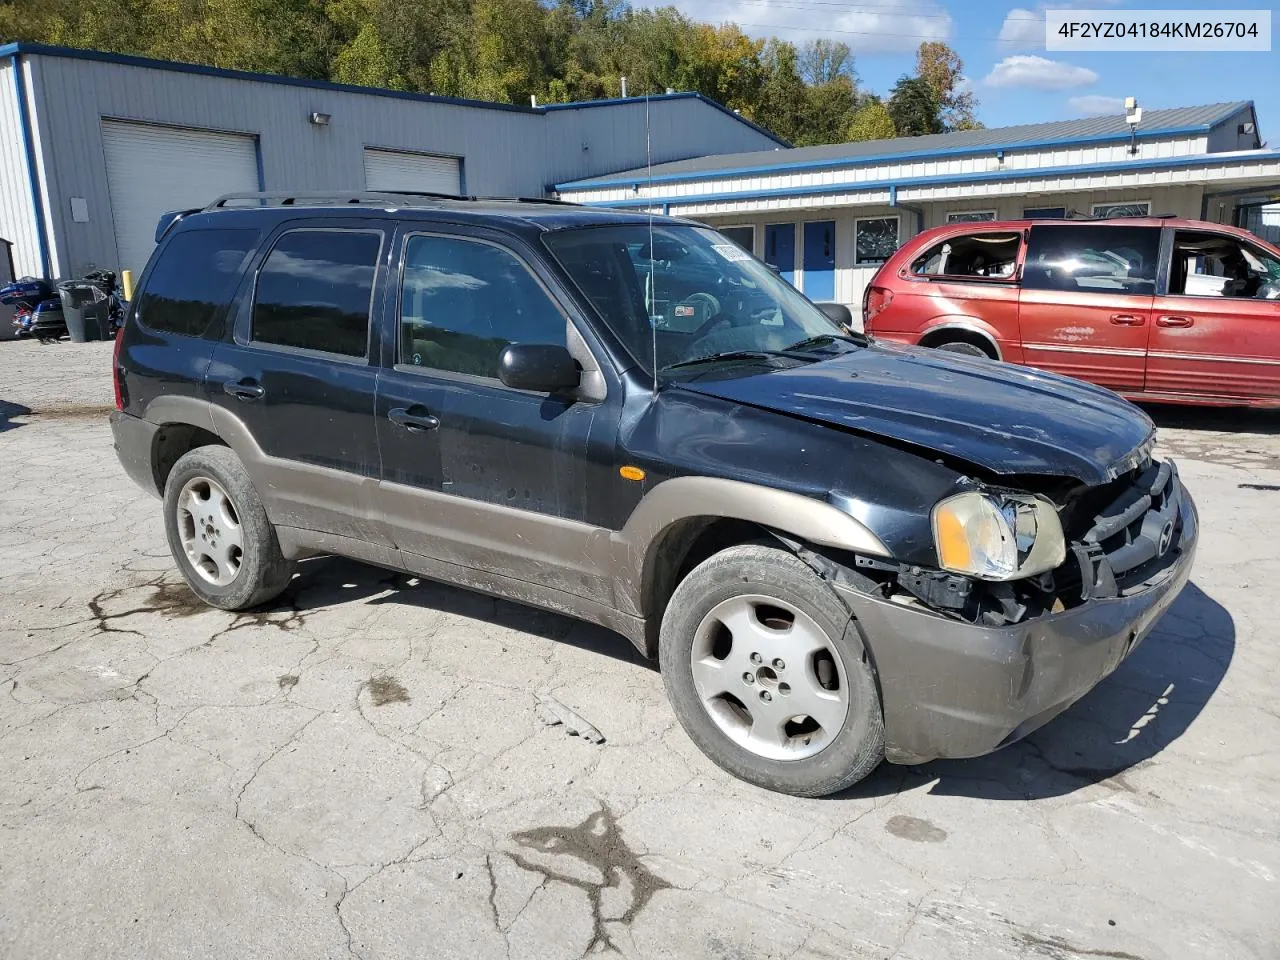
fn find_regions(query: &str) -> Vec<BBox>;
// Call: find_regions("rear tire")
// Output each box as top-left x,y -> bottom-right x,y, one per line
162,445 -> 294,610
933,339 -> 991,359
659,544 -> 884,797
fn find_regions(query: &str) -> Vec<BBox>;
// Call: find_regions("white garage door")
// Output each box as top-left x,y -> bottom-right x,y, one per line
102,120 -> 259,275
364,149 -> 461,196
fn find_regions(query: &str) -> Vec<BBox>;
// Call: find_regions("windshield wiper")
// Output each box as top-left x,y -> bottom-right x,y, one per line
782,332 -> 869,352
664,349 -> 806,371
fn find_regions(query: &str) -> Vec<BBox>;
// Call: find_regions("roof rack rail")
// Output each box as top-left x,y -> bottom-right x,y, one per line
203,190 -> 578,211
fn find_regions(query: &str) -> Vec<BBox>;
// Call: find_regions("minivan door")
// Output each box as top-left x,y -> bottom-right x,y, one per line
373,226 -> 621,605
1148,228 -> 1280,401
1018,223 -> 1159,394
207,219 -> 393,546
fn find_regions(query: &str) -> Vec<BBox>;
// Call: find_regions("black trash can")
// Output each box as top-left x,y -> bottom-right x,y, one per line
57,281 -> 110,342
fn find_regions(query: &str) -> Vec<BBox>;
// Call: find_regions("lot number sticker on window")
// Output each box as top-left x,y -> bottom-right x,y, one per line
712,244 -> 751,262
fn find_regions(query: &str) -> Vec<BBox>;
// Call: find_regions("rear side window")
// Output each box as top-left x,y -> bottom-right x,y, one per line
912,232 -> 1021,280
1023,225 -> 1160,295
136,228 -> 257,338
252,230 -> 381,358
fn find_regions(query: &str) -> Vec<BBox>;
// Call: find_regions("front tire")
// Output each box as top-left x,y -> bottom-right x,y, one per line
162,446 -> 294,610
659,544 -> 884,796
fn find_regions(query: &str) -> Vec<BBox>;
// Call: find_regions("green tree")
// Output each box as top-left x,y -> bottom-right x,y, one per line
755,39 -> 806,144
847,98 -> 896,141
887,74 -> 943,137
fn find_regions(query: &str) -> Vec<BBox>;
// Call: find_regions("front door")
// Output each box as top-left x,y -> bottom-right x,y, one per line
803,221 -> 836,301
207,221 -> 390,543
1018,223 -> 1160,394
765,223 -> 796,285
1147,228 -> 1280,401
374,228 -> 620,603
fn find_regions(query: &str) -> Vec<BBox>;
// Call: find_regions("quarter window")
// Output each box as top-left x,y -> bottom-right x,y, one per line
137,228 -> 258,338
854,217 -> 899,266
399,235 -> 566,378
252,230 -> 380,358
1023,225 -> 1160,295
912,232 -> 1021,280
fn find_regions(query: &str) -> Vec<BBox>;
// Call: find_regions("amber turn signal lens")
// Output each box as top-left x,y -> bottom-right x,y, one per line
619,465 -> 646,481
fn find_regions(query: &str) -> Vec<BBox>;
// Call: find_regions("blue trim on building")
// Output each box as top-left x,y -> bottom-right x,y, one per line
9,53 -> 51,277
555,110 -> 1248,191
0,43 -> 790,148
543,91 -> 790,147
578,149 -> 1280,209
253,134 -> 266,191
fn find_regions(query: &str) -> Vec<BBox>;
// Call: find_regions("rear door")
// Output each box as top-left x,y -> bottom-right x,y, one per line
1018,223 -> 1160,393
207,219 -> 392,543
1147,228 -> 1280,401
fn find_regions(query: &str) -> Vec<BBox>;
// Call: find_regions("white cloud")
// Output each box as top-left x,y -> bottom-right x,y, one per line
984,55 -> 1097,90
998,8 -> 1044,49
671,0 -> 953,53
1068,94 -> 1127,116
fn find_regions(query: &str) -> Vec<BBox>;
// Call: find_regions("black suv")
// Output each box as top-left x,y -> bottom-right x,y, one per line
110,192 -> 1197,796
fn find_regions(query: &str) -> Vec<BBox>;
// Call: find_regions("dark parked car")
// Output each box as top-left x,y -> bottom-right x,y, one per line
110,193 -> 1197,796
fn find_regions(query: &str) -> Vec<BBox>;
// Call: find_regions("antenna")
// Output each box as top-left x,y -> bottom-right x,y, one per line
645,82 -> 657,398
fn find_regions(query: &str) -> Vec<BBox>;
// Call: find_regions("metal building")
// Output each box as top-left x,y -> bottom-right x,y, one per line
557,102 -> 1280,314
0,43 -> 785,280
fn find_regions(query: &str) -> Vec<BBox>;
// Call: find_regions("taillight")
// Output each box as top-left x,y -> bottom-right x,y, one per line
112,328 -> 125,410
863,285 -> 894,328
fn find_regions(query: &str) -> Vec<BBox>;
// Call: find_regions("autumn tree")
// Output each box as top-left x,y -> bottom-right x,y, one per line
915,41 -> 980,131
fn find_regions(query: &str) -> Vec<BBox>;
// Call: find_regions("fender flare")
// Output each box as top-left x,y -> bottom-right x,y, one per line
916,317 -> 1005,360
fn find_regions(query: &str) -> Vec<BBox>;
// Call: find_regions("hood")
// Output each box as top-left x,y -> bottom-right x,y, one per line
676,344 -> 1154,486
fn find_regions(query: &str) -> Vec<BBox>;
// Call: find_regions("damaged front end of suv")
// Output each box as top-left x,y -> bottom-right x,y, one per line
649,345 -> 1197,767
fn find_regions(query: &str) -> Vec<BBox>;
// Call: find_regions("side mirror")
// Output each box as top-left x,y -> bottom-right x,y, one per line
498,343 -> 580,393
816,302 -> 853,328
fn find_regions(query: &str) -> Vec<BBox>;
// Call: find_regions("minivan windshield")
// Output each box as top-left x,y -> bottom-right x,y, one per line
544,224 -> 858,378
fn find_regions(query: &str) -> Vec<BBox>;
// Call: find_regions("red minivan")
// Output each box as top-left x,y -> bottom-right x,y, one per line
863,217 -> 1280,406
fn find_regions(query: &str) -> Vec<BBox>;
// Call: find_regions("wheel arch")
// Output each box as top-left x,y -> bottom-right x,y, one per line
917,318 -> 1003,359
616,477 -> 891,658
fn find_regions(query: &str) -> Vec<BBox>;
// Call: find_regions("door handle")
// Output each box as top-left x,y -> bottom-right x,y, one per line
1157,315 -> 1194,328
388,406 -> 440,432
1109,314 -> 1146,326
222,379 -> 265,401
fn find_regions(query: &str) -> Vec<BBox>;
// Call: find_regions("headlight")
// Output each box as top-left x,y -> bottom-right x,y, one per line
932,491 -> 1065,581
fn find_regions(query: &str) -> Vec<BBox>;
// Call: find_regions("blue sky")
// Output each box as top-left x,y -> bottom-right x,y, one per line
673,0 -> 1277,138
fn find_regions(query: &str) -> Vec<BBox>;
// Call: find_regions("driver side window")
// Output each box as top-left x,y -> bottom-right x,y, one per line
1170,231 -> 1280,300
399,235 -> 566,379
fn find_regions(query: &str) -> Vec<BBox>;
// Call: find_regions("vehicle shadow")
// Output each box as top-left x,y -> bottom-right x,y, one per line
1141,403 -> 1280,435
843,580 -> 1234,801
285,555 -> 650,668
0,400 -> 32,433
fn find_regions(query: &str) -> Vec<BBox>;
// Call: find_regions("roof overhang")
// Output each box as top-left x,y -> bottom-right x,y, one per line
561,150 -> 1280,217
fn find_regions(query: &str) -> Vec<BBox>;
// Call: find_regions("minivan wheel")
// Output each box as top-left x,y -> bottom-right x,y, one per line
162,446 -> 294,611
659,545 -> 884,797
933,339 -> 991,359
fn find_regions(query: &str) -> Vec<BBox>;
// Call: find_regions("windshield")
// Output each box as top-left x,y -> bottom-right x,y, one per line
543,224 -> 854,377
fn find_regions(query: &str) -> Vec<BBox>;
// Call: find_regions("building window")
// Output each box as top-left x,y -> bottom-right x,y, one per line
854,216 -> 899,266
1023,206 -> 1067,219
718,225 -> 755,253
1092,201 -> 1151,219
946,210 -> 997,223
